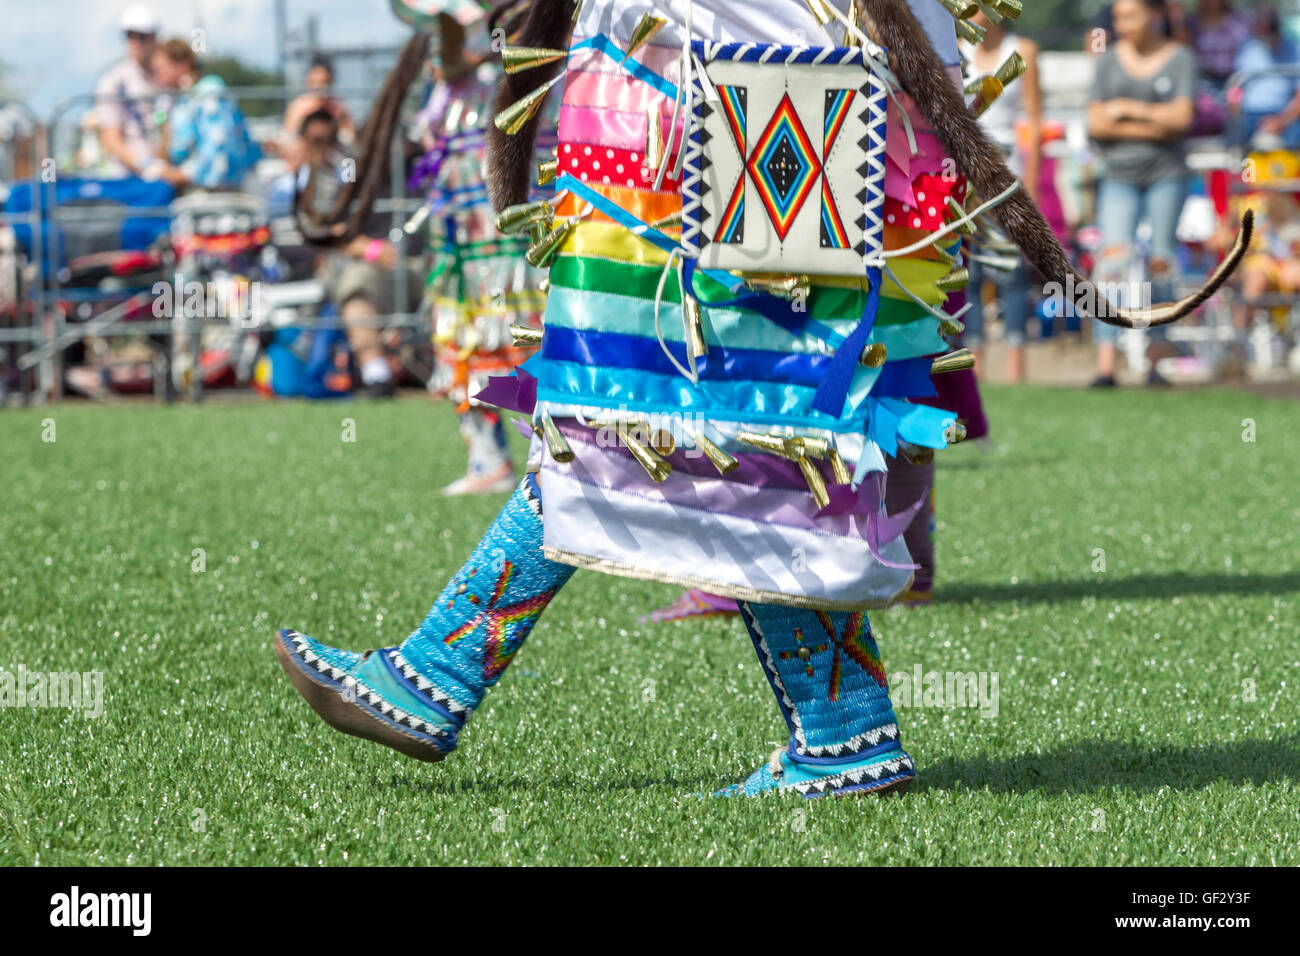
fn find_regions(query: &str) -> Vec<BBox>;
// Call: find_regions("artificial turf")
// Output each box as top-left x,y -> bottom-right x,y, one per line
0,385 -> 1297,865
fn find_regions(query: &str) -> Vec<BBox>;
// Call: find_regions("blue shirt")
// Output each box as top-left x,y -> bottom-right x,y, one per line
1236,38 -> 1300,114
168,76 -> 261,189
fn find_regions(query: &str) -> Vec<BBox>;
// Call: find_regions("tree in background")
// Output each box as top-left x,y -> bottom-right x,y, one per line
1016,0 -> 1109,49
201,56 -> 283,117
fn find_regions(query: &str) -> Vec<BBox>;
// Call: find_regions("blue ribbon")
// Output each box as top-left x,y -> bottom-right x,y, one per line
681,258 -> 811,337
542,324 -> 832,387
811,264 -> 881,417
873,357 -> 937,399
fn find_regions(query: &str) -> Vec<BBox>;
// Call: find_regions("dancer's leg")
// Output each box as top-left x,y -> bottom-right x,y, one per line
275,474 -> 575,761
885,453 -> 935,604
443,406 -> 515,495
718,602 -> 914,798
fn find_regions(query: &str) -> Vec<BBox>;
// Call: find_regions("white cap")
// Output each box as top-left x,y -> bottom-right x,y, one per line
120,5 -> 160,35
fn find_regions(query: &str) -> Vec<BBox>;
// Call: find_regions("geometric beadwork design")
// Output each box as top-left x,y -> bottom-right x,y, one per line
820,88 -> 855,249
746,92 -> 821,241
714,85 -> 747,244
812,609 -> 888,700
443,560 -> 559,682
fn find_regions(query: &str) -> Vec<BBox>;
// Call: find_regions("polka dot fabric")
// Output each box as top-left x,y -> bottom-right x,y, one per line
559,142 -> 682,192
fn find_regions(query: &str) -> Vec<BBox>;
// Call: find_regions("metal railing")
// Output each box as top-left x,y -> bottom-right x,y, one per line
1,84 -> 432,404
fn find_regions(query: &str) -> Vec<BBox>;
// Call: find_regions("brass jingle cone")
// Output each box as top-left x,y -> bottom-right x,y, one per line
509,324 -> 543,346
991,0 -> 1023,18
931,241 -> 960,266
540,411 -> 574,463
612,416 -> 649,444
501,46 -> 569,74
693,431 -> 739,475
896,439 -> 935,467
645,106 -> 665,171
843,0 -> 862,44
650,429 -> 676,457
622,13 -> 667,62
494,75 -> 561,135
649,210 -> 683,230
536,158 -> 559,186
953,17 -> 986,44
525,218 -> 575,268
797,436 -> 829,459
939,317 -> 966,336
618,424 -> 671,483
937,0 -> 979,18
804,0 -> 834,26
937,267 -> 970,293
683,295 -> 708,364
994,51 -> 1028,88
947,197 -> 976,235
796,456 -> 831,509
737,431 -> 792,458
828,448 -> 853,485
860,342 -> 888,368
944,421 -> 968,445
495,199 -> 554,235
970,76 -> 1005,117
537,277 -> 550,294
931,347 -> 976,374
571,0 -> 583,22
743,274 -> 810,300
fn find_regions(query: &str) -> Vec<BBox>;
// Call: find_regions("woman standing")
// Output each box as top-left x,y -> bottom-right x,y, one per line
1087,0 -> 1195,387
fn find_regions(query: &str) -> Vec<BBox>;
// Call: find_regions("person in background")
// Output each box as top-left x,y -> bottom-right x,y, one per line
960,10 -> 1042,383
1086,0 -> 1195,388
1234,6 -> 1300,149
1085,0 -> 1174,53
153,39 -> 261,191
1233,189 -> 1300,335
1178,0 -> 1252,90
297,108 -> 422,399
279,54 -> 357,169
93,5 -> 162,178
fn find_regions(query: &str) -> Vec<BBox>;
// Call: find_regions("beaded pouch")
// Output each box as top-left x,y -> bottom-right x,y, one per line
681,41 -> 889,277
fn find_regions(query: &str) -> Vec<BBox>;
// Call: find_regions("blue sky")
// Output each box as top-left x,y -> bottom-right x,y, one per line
3,0 -> 414,113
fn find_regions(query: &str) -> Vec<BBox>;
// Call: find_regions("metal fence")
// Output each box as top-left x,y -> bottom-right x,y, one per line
1,83 -> 429,405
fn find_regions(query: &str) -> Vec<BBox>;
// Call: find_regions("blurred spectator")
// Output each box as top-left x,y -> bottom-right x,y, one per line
266,108 -> 344,219
93,5 -> 162,178
299,109 -> 347,172
292,109 -> 422,397
1086,0 -> 1195,388
960,10 -> 1043,383
1234,6 -> 1300,149
1234,190 -> 1300,332
323,224 -> 424,398
1179,1 -> 1252,89
153,39 -> 261,190
1085,0 -> 1174,52
278,55 -> 357,170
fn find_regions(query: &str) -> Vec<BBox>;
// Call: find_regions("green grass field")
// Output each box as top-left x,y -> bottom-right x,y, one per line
1,385 -> 1297,866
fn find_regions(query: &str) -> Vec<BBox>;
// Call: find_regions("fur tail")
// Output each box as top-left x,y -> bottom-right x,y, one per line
485,0 -> 576,212
861,0 -> 1250,328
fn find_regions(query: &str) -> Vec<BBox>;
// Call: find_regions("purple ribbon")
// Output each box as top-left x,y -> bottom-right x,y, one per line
474,365 -> 538,415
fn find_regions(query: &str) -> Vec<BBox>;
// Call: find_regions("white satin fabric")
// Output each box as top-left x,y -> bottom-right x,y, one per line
575,0 -> 960,66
